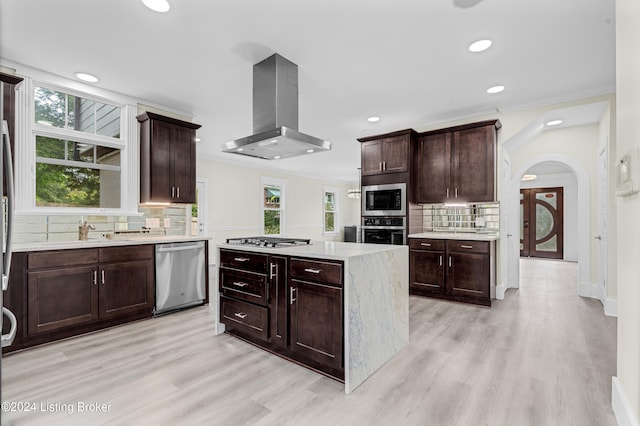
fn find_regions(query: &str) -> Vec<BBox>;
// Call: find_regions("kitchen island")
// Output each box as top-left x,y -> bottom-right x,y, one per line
216,240 -> 409,393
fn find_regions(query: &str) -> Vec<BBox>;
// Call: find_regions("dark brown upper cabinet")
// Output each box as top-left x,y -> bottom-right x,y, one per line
413,120 -> 500,204
358,130 -> 414,178
1,72 -> 24,197
137,112 -> 201,204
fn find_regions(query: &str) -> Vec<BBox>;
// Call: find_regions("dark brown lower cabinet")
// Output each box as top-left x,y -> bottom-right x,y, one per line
219,249 -> 344,381
28,265 -> 99,334
410,238 -> 495,306
289,279 -> 343,371
4,245 -> 156,353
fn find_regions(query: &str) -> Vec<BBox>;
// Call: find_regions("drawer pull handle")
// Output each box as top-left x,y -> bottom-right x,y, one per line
439,255 -> 443,267
449,256 -> 452,268
234,257 -> 250,262
304,268 -> 321,274
420,243 -> 432,247
270,263 -> 277,279
461,245 -> 473,249
234,312 -> 247,319
93,270 -> 97,285
233,281 -> 249,287
290,287 -> 297,304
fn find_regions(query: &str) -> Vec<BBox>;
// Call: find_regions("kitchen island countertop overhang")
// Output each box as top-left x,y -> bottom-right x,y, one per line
216,240 -> 409,394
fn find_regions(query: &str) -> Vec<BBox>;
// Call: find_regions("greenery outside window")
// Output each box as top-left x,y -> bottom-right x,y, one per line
324,186 -> 339,234
262,178 -> 285,235
29,83 -> 127,211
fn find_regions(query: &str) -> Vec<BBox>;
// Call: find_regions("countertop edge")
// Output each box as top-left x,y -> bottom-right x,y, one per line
408,232 -> 499,241
12,236 -> 211,252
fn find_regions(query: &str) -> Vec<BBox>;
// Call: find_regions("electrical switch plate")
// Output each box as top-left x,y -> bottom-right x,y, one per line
164,218 -> 171,228
145,218 -> 160,228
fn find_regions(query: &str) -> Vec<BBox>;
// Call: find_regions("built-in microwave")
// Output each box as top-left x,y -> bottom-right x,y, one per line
361,183 -> 406,216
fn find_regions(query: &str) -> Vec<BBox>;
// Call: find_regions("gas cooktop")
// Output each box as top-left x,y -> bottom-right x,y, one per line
225,237 -> 311,248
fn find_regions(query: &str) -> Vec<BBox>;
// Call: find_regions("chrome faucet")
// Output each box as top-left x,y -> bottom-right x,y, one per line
78,221 -> 96,241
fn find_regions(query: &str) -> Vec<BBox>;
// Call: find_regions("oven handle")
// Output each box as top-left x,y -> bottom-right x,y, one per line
360,226 -> 406,230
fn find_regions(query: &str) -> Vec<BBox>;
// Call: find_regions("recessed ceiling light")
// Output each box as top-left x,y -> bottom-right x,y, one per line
142,0 -> 170,12
487,85 -> 505,94
546,119 -> 563,126
469,39 -> 492,52
237,148 -> 243,152
367,116 -> 381,123
306,149 -> 314,153
195,137 -> 201,142
522,174 -> 538,181
274,156 -> 281,159
75,72 -> 99,83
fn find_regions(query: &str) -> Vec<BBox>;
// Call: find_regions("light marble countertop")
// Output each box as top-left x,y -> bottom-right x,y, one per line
12,236 -> 210,252
217,240 -> 407,261
408,232 -> 499,241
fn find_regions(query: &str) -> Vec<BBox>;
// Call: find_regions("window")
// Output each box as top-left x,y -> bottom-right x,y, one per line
262,178 -> 285,235
22,82 -> 132,212
324,186 -> 339,234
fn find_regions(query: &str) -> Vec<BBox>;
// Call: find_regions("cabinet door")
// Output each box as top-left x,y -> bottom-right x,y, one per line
269,256 -> 288,348
99,260 -> 155,320
415,132 -> 451,203
446,252 -> 489,299
361,140 -> 384,176
148,119 -> 174,203
381,135 -> 409,173
451,125 -> 495,202
289,279 -> 343,370
410,249 -> 445,294
27,265 -> 98,334
172,125 -> 196,203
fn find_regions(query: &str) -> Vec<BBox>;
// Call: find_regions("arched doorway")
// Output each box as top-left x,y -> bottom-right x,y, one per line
508,155 -> 591,297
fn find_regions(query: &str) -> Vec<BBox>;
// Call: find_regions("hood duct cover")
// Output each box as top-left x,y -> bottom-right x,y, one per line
222,53 -> 331,160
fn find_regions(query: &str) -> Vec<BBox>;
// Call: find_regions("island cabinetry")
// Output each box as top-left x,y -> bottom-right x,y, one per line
137,112 -> 201,204
219,249 -> 287,345
289,258 -> 343,372
413,120 -> 500,203
27,246 -> 155,335
410,238 -> 495,306
219,249 -> 344,379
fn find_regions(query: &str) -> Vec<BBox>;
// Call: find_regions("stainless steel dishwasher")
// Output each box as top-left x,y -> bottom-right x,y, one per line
155,241 -> 206,315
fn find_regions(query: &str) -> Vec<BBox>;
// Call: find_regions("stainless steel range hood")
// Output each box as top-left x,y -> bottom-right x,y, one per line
222,53 -> 331,160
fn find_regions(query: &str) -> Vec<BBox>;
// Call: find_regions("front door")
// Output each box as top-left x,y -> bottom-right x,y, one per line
520,187 -> 564,259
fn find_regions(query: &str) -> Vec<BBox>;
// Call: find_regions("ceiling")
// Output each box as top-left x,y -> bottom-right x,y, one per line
0,0 -> 615,183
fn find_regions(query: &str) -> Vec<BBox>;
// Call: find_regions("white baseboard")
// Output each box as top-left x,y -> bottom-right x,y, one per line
495,285 -> 506,300
579,280 -> 592,297
612,376 -> 639,426
605,298 -> 618,317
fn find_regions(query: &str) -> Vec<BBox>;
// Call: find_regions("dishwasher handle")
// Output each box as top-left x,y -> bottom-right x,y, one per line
156,243 -> 204,253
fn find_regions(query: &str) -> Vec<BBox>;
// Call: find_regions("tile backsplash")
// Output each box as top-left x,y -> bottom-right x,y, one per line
9,205 -> 190,244
422,202 -> 500,233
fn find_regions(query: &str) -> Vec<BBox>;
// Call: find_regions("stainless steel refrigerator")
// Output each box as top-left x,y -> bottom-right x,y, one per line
1,84 -> 18,402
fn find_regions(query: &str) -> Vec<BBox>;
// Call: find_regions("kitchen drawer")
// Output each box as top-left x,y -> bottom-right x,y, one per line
220,296 -> 268,341
220,267 -> 268,305
409,239 -> 445,251
28,249 -> 98,270
219,249 -> 268,274
446,240 -> 490,254
99,245 -> 153,263
290,258 -> 343,287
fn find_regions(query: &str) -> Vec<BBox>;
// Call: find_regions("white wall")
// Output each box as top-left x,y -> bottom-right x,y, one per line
520,171 -> 578,262
196,157 -> 361,250
613,0 -> 640,424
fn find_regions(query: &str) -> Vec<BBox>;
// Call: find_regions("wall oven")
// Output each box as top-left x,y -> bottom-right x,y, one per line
361,217 -> 406,245
362,183 -> 406,216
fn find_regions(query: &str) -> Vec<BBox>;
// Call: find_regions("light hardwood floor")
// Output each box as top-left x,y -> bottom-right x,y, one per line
1,259 -> 617,425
